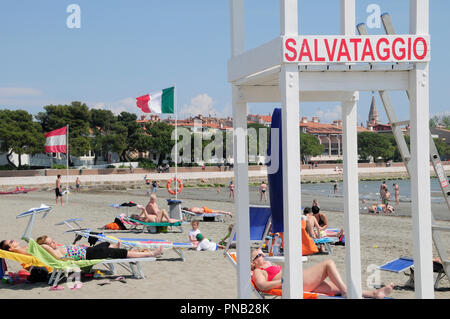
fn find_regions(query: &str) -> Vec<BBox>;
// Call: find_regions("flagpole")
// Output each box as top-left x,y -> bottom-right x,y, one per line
174,84 -> 178,200
66,124 -> 69,204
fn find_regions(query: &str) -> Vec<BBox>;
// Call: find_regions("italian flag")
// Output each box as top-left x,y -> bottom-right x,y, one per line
44,126 -> 67,153
136,86 -> 174,114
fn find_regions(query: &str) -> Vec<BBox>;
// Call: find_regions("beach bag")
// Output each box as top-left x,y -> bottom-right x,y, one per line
114,217 -> 127,230
28,267 -> 49,283
0,258 -> 6,278
104,222 -> 121,230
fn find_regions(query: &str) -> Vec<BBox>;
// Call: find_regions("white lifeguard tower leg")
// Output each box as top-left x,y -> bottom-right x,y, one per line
279,0 -> 303,300
342,95 -> 362,299
408,0 -> 434,299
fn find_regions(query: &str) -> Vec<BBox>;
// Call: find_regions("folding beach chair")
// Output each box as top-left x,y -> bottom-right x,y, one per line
378,257 -> 447,289
26,239 -> 156,287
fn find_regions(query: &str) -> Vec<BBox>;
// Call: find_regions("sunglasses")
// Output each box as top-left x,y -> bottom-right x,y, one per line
252,252 -> 264,262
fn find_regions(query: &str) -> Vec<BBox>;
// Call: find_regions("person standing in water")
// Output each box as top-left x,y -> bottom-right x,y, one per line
393,183 -> 399,205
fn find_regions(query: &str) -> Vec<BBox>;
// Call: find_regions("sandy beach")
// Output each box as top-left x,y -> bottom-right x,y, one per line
1,182 -> 449,300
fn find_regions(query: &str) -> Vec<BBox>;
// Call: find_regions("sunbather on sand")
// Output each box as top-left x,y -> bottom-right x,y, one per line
182,206 -> 233,217
303,207 -> 327,253
35,235 -> 163,260
138,194 -> 180,223
251,248 -> 394,299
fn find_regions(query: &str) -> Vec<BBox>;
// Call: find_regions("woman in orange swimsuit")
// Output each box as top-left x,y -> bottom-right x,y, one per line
250,249 -> 394,298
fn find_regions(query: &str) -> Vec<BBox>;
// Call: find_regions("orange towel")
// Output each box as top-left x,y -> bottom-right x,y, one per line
202,206 -> 213,214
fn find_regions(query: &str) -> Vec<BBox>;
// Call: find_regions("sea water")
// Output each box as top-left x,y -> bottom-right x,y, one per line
301,178 -> 446,204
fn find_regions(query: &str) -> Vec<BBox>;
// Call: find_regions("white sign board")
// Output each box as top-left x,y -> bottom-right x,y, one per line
283,35 -> 430,63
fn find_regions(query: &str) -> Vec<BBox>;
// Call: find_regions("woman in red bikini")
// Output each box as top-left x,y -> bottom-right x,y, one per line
250,249 -> 394,298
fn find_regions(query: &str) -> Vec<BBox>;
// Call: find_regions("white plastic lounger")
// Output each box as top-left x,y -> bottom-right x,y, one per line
67,228 -> 192,262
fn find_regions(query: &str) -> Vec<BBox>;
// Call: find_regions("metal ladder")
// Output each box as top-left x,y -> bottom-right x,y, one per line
357,13 -> 450,288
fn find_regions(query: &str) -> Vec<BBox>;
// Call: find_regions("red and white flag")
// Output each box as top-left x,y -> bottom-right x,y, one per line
44,126 -> 67,153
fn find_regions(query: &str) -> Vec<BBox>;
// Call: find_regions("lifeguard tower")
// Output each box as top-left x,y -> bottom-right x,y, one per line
228,0 -> 437,299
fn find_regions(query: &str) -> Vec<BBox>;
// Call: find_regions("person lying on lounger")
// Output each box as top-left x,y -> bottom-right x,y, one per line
35,235 -> 163,260
250,248 -> 394,299
135,194 -> 181,224
182,206 -> 233,217
0,239 -> 30,255
0,236 -> 163,260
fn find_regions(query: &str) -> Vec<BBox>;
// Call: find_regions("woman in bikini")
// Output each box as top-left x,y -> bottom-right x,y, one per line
250,248 -> 394,298
35,235 -> 163,260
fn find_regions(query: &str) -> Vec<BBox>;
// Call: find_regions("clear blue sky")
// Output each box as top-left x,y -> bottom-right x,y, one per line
0,0 -> 448,126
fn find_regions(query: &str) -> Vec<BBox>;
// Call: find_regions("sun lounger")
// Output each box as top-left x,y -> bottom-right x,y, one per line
379,257 -> 447,289
109,202 -> 185,232
26,239 -> 156,287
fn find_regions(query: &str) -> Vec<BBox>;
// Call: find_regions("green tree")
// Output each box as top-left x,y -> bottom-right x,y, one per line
386,134 -> 410,162
300,132 -> 324,163
357,132 -> 395,162
0,109 -> 45,168
143,121 -> 175,164
117,112 -> 145,161
89,109 -> 128,164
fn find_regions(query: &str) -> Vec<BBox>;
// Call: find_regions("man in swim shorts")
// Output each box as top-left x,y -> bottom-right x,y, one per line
182,206 -> 233,217
55,175 -> 63,206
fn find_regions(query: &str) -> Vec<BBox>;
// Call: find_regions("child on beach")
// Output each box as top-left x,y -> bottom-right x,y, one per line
188,220 -> 201,248
195,233 -> 225,251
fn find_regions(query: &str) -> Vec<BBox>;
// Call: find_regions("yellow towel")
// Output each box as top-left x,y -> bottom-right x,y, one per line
0,249 -> 52,272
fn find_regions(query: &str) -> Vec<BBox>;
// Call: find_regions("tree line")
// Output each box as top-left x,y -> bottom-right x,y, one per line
0,102 -> 448,168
